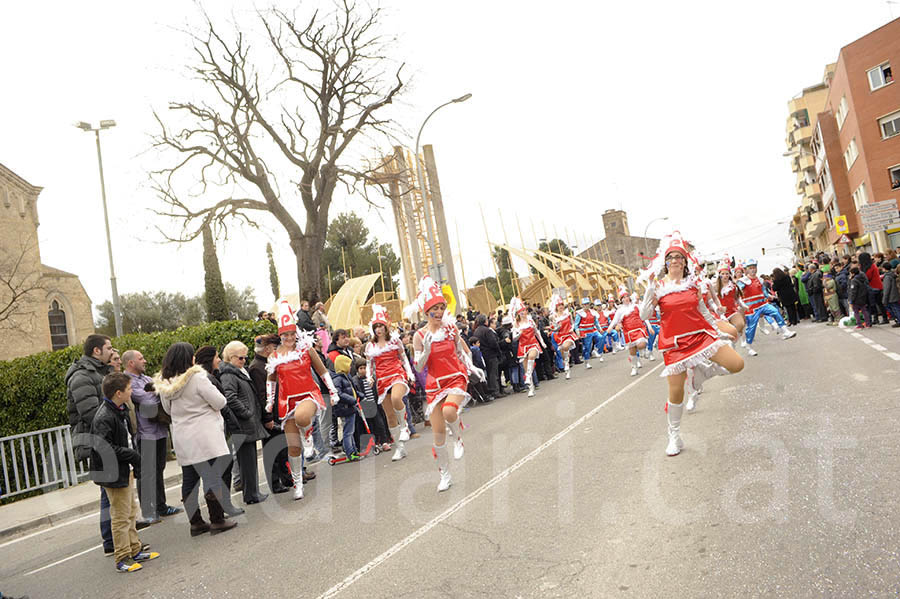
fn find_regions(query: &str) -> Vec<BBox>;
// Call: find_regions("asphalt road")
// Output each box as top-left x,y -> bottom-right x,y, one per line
3,321 -> 900,599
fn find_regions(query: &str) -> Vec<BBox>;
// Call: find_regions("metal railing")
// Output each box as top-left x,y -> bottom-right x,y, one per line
0,425 -> 89,500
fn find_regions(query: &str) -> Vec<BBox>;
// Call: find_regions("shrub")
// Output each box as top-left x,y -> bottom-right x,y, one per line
0,319 -> 275,438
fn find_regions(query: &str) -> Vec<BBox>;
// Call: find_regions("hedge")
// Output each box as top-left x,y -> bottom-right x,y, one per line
0,319 -> 275,438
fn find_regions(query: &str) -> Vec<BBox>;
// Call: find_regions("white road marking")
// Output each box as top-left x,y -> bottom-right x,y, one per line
840,326 -> 900,362
25,543 -> 102,576
316,363 -> 664,599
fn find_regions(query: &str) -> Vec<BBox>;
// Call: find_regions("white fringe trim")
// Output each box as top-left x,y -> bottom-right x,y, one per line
365,335 -> 403,359
655,276 -> 698,299
659,339 -> 729,377
424,388 -> 471,419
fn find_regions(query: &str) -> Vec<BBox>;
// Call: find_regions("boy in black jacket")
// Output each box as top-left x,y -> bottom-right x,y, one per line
332,356 -> 361,460
848,266 -> 872,328
90,372 -> 160,572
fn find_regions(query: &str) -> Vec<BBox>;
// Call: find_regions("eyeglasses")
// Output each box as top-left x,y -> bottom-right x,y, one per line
236,356 -> 247,361
665,255 -> 685,263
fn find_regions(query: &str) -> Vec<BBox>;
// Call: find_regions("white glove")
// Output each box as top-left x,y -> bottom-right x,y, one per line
330,392 -> 340,407
265,381 -> 276,413
470,365 -> 486,383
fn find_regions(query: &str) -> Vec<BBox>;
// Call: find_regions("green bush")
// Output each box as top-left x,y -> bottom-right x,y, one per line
0,319 -> 275,438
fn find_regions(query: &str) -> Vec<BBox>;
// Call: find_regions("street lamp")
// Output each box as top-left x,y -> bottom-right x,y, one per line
75,119 -> 123,337
414,93 -> 472,282
643,216 -> 669,260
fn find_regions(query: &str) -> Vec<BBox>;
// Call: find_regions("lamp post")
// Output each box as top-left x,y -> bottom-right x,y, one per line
415,93 -> 472,282
76,120 -> 123,337
643,216 -> 670,261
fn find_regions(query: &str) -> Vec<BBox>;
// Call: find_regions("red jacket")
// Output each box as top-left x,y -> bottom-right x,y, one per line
866,263 -> 883,290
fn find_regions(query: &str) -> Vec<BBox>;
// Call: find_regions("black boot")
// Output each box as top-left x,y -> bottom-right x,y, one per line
189,509 -> 210,537
205,490 -> 238,535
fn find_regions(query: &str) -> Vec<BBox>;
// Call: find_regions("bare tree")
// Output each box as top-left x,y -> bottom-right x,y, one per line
151,1 -> 405,302
0,235 -> 44,333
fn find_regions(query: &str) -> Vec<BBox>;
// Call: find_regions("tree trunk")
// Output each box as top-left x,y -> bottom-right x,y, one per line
291,234 -> 325,304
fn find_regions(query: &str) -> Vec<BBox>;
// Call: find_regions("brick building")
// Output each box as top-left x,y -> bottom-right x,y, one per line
822,17 -> 900,252
579,210 -> 660,273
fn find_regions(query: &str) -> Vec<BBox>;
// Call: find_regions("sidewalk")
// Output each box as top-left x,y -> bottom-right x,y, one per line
0,459 -> 183,540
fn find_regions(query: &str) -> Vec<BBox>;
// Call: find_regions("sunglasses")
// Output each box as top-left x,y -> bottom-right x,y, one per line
236,356 -> 247,361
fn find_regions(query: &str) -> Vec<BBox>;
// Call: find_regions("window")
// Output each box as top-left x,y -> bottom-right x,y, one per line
836,96 -> 848,129
868,63 -> 893,91
879,110 -> 900,139
890,165 -> 900,190
852,182 -> 868,212
843,138 -> 859,170
48,300 -> 69,351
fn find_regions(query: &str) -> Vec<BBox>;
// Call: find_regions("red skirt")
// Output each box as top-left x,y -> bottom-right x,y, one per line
424,372 -> 470,418
623,327 -> 649,347
660,332 -> 727,376
553,331 -> 578,346
376,373 -> 410,404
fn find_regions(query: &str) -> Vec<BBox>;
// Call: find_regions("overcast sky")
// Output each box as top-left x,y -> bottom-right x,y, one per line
2,1 -> 897,315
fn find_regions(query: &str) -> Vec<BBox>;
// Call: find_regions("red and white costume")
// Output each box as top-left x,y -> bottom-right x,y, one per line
415,324 -> 470,418
718,281 -> 740,318
608,287 -> 649,348
265,301 -> 325,419
266,342 -> 325,419
550,297 -> 578,346
365,305 -> 414,404
514,316 -> 544,359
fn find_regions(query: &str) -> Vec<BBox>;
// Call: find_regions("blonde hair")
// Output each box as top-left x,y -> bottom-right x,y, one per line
222,340 -> 248,363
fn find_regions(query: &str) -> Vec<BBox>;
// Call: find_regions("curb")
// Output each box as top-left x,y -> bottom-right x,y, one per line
0,470 -> 185,541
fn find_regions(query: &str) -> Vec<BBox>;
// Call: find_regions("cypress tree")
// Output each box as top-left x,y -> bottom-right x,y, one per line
202,223 -> 229,321
267,242 -> 280,300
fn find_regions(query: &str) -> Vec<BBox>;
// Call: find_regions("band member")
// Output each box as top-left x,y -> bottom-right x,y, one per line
606,286 -> 649,376
550,293 -> 578,379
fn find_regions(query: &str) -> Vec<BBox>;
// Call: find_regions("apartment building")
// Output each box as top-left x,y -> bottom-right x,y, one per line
785,66 -> 834,259
822,17 -> 900,253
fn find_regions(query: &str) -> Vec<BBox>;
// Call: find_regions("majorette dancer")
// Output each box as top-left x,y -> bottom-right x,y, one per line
592,299 -> 609,359
575,298 -> 604,368
715,261 -> 746,342
511,296 -> 546,397
697,270 -> 739,341
550,293 -> 578,379
737,258 -> 796,356
606,285 -> 650,376
407,278 -> 484,492
365,304 -> 416,462
638,232 -> 745,456
265,300 -> 340,500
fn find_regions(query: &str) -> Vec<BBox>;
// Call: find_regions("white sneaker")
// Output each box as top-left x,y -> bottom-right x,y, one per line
740,338 -> 747,348
391,444 -> 407,462
437,470 -> 452,492
748,348 -> 758,356
637,359 -> 642,369
648,353 -> 655,361
598,355 -> 604,362
592,350 -> 601,358
454,438 -> 465,460
666,432 -> 683,456
399,426 -> 411,442
527,384 -> 535,398
781,329 -> 796,340
630,366 -> 638,376
685,391 -> 698,412
584,361 -> 592,370
565,369 -> 571,380
762,327 -> 770,335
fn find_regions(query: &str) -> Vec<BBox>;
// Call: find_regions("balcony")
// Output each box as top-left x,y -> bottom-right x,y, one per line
798,154 -> 815,172
804,182 -> 822,199
805,212 -> 827,238
788,98 -> 806,115
791,125 -> 812,145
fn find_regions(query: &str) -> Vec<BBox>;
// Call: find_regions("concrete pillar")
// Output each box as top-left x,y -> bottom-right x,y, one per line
423,145 -> 461,314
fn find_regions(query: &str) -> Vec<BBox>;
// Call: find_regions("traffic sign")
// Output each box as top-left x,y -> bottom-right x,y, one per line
838,234 -> 852,245
834,214 -> 849,234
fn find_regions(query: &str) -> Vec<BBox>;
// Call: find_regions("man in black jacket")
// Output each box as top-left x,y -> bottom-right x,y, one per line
807,263 -> 827,322
66,334 -> 118,553
249,335 -> 293,494
90,372 -> 158,572
296,300 -> 316,332
472,315 -> 505,398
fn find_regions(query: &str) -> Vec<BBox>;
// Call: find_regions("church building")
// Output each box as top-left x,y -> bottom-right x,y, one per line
0,163 -> 94,361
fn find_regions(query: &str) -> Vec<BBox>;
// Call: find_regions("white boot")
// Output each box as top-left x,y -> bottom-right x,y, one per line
748,347 -> 758,356
780,327 -> 796,340
288,455 -> 304,500
666,402 -> 684,456
636,355 -> 643,369
395,408 -> 411,442
564,354 -> 571,379
301,425 -> 316,460
648,350 -> 655,361
525,362 -> 535,397
584,360 -> 592,370
629,357 -> 637,376
391,442 -> 407,462
527,382 -> 535,397
740,337 -> 747,348
434,443 -> 452,492
447,419 -> 465,459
